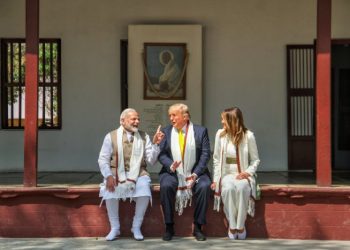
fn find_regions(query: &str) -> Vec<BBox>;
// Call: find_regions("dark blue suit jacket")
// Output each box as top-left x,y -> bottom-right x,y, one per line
158,124 -> 211,177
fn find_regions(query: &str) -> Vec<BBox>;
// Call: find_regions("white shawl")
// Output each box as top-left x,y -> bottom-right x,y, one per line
113,126 -> 144,200
170,122 -> 196,215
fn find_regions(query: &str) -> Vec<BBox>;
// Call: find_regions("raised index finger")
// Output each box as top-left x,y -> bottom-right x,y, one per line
156,125 -> 161,133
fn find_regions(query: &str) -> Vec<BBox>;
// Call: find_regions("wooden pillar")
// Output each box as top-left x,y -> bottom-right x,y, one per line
316,0 -> 332,186
24,0 -> 39,187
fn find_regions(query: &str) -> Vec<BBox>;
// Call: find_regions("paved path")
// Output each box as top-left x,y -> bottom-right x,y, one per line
1,237 -> 350,250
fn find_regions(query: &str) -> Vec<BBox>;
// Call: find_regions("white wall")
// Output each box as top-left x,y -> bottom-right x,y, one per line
0,0 -> 349,172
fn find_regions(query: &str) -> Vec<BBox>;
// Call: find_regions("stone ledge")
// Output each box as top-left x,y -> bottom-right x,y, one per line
1,185 -> 349,239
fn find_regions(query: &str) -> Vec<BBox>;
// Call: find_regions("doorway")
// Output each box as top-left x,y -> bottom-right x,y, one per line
332,41 -> 350,170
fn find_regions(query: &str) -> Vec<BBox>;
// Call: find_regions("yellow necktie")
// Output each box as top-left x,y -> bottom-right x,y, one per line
179,129 -> 185,156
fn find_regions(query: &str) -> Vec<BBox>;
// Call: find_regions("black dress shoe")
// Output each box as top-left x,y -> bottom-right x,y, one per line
162,224 -> 174,241
162,230 -> 174,241
193,230 -> 206,241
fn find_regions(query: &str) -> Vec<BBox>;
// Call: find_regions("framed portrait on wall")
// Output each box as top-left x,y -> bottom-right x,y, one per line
143,43 -> 188,100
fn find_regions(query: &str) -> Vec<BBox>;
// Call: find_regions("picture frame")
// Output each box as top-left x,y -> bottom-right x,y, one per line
143,43 -> 188,100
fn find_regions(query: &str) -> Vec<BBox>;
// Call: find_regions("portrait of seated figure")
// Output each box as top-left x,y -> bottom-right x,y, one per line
143,43 -> 187,100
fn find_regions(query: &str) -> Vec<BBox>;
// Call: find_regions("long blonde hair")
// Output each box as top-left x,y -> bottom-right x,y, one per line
220,107 -> 247,146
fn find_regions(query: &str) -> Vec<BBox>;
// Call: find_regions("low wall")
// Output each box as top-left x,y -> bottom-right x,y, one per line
0,185 -> 349,240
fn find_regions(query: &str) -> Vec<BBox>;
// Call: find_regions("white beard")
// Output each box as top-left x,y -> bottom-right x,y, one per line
124,124 -> 138,133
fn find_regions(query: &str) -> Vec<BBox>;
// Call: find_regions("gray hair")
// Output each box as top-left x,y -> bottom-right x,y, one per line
120,108 -> 137,125
169,103 -> 190,118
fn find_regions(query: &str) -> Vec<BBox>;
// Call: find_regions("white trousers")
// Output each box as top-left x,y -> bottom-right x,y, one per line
221,174 -> 251,230
106,196 -> 150,230
104,175 -> 151,231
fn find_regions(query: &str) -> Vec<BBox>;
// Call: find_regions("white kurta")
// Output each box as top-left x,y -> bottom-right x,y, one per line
98,130 -> 160,200
213,129 -> 260,230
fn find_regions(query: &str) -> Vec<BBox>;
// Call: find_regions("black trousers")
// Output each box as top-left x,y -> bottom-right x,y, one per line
159,172 -> 211,225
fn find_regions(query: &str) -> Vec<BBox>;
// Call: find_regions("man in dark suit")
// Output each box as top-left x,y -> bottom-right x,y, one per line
158,103 -> 211,241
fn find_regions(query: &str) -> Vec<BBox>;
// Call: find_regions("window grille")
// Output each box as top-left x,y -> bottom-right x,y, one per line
1,38 -> 61,129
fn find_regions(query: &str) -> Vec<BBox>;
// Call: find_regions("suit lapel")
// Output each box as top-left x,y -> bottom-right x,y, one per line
166,126 -> 174,159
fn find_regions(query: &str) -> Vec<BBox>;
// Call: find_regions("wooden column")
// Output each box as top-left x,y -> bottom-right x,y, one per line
24,0 -> 39,187
316,0 -> 332,186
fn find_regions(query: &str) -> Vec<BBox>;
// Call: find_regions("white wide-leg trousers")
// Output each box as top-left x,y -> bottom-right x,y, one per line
221,174 -> 251,230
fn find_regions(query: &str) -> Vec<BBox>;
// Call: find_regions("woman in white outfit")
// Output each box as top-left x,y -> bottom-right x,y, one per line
211,107 -> 260,240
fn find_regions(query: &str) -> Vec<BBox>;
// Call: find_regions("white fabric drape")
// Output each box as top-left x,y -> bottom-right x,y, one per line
170,122 -> 196,215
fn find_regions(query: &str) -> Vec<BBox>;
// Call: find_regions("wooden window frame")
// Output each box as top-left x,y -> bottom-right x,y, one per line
1,38 -> 62,130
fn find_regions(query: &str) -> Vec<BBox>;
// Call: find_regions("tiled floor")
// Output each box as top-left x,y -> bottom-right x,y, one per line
0,171 -> 349,186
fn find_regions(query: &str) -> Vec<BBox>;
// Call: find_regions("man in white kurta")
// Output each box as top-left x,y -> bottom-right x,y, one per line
98,108 -> 164,241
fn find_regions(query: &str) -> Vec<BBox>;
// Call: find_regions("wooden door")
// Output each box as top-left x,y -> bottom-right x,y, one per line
287,45 -> 315,170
